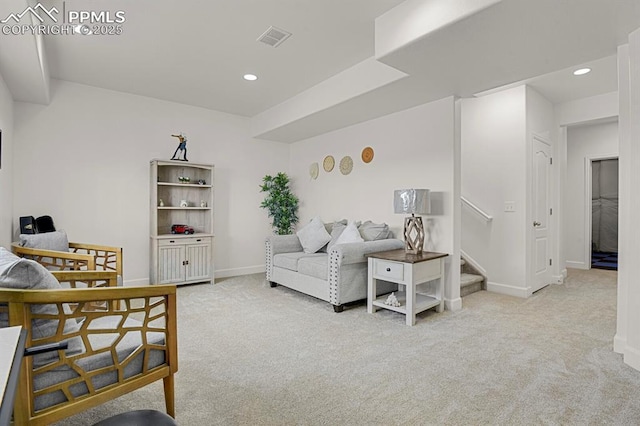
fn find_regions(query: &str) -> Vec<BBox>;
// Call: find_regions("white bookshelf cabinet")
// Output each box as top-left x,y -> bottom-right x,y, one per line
150,159 -> 214,285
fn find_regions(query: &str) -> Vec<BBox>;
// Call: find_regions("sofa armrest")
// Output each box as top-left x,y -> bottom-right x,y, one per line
329,239 -> 405,266
265,234 -> 303,281
265,234 -> 303,255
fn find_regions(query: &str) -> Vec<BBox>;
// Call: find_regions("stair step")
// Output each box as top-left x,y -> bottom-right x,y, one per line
460,273 -> 484,298
460,258 -> 466,267
460,273 -> 483,287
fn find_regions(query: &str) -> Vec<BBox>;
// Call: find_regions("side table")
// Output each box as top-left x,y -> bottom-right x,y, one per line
367,249 -> 448,326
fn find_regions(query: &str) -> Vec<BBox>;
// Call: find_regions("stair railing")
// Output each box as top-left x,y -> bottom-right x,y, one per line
461,196 -> 493,222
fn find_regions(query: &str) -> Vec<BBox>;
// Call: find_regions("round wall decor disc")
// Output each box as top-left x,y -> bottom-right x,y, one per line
339,156 -> 353,175
309,162 -> 319,179
361,146 -> 374,163
323,155 -> 335,172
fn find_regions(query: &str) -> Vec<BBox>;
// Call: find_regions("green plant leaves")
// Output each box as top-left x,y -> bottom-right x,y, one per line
260,172 -> 299,235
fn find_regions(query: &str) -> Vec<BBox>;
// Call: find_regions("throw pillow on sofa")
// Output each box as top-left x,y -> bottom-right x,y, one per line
358,221 -> 391,241
333,221 -> 364,246
296,216 -> 331,253
0,247 -> 83,367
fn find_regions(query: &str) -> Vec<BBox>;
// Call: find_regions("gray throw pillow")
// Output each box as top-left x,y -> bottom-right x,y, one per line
358,221 -> 391,241
320,220 -> 347,252
0,247 -> 83,367
20,230 -> 69,252
296,217 -> 332,254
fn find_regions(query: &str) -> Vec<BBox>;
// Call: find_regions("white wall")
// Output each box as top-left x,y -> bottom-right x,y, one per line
564,121 -> 619,268
0,72 -> 14,249
12,80 -> 289,284
461,86 -> 528,296
289,97 -> 461,309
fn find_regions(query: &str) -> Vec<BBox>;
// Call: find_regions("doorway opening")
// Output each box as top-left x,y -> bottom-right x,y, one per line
591,158 -> 618,270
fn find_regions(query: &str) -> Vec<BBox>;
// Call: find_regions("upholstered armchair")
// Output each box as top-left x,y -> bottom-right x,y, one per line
0,248 -> 178,425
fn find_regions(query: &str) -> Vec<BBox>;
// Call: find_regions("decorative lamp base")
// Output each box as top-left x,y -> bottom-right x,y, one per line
403,215 -> 425,254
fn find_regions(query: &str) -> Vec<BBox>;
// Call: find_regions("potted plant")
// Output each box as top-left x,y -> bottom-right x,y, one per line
260,172 -> 299,235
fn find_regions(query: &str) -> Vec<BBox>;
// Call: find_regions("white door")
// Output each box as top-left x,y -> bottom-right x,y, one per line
531,135 -> 552,293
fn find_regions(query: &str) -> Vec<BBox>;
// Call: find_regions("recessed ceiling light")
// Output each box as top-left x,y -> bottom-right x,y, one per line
243,74 -> 258,81
573,68 -> 591,76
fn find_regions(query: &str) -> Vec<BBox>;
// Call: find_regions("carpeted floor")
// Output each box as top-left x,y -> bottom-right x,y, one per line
58,268 -> 640,425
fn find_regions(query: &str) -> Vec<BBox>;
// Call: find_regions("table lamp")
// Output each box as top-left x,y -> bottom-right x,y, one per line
394,189 -> 431,254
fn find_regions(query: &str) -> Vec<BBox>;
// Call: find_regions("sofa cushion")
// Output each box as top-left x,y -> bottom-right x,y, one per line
297,255 -> 328,281
0,247 -> 83,367
273,252 -> 325,272
334,221 -> 364,246
19,230 -> 69,252
320,220 -> 347,252
358,221 -> 391,241
296,216 -> 331,254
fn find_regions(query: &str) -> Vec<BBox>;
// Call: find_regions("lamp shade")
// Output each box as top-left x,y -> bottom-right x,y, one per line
394,189 -> 431,215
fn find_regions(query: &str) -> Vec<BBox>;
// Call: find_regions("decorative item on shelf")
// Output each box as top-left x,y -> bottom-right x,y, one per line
196,179 -> 206,185
200,200 -> 207,207
158,199 -> 165,207
309,162 -> 319,180
170,132 -> 188,161
180,200 -> 189,207
361,146 -> 374,163
394,189 -> 431,254
171,224 -> 194,235
384,292 -> 401,307
260,172 -> 299,235
323,155 -> 335,172
178,176 -> 191,184
339,155 -> 353,175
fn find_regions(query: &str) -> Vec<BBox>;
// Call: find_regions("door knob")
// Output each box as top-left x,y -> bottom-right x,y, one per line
533,221 -> 541,227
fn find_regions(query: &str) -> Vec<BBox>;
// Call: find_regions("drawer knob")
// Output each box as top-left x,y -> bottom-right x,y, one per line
386,267 -> 391,272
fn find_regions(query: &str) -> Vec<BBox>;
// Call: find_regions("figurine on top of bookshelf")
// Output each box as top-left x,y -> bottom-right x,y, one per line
170,132 -> 188,161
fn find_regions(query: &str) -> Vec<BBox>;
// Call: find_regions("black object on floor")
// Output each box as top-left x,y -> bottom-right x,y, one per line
92,410 -> 177,426
591,251 -> 618,271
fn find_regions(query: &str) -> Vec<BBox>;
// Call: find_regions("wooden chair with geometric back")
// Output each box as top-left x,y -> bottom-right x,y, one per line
0,245 -> 178,425
11,230 -> 123,284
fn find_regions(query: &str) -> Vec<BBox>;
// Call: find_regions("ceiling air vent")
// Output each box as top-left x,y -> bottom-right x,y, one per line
257,26 -> 291,47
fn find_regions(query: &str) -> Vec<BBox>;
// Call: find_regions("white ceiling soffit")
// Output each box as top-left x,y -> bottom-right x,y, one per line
376,0 -> 640,99
254,0 -> 640,142
251,57 -> 407,141
0,0 -> 50,104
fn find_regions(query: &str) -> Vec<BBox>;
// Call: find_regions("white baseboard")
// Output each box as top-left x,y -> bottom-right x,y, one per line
614,334 -> 626,354
126,265 -> 265,286
623,345 -> 640,372
486,281 -> 529,298
215,265 -> 265,279
565,261 -> 589,270
446,297 -> 462,311
551,274 -> 565,284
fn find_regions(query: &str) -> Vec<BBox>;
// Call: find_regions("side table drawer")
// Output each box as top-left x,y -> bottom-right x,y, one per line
374,260 -> 404,281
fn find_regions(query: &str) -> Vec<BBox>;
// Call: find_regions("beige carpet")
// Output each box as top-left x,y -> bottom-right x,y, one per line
58,268 -> 640,425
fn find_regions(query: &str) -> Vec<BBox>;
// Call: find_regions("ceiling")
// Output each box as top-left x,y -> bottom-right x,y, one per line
0,0 -> 638,142
42,0 -> 406,117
